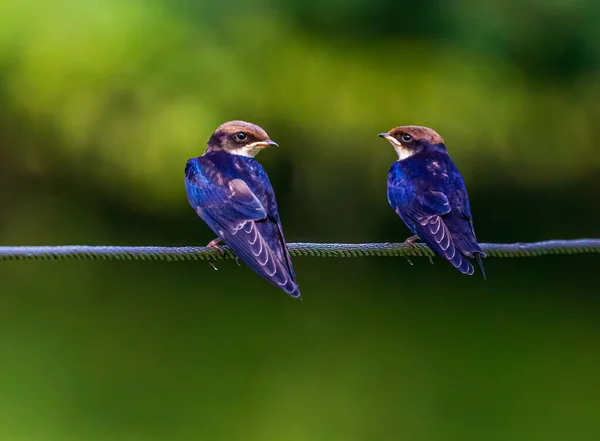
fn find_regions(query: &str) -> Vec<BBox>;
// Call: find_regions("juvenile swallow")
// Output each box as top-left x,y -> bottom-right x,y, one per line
185,120 -> 301,298
379,126 -> 486,277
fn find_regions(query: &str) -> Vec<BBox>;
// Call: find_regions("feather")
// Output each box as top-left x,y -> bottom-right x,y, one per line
185,154 -> 300,297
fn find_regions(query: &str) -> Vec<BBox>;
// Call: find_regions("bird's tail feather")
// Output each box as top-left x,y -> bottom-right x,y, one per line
455,253 -> 475,275
475,253 -> 486,280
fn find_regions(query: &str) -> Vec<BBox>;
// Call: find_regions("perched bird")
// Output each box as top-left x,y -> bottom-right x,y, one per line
379,126 -> 486,277
185,120 -> 301,298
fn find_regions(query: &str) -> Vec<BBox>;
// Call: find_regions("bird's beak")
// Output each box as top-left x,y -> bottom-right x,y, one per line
378,132 -> 400,146
247,140 -> 278,150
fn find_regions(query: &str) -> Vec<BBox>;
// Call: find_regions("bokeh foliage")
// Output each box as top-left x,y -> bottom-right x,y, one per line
1,0 -> 600,440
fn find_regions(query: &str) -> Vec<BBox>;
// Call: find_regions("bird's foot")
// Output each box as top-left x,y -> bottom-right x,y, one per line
403,235 -> 420,265
404,235 -> 433,264
207,238 -> 226,270
207,238 -> 241,267
403,235 -> 420,249
207,238 -> 226,253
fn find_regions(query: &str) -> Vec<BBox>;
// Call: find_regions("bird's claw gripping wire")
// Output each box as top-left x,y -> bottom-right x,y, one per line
403,235 -> 420,266
207,238 -> 226,270
404,235 -> 420,248
207,238 -> 242,268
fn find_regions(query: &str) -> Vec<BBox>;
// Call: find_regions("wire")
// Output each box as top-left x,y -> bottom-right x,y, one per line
0,239 -> 599,261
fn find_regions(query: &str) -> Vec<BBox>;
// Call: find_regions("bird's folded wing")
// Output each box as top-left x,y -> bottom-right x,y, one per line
227,218 -> 299,296
391,189 -> 474,275
417,191 -> 451,215
186,163 -> 299,296
187,170 -> 268,225
455,192 -> 487,258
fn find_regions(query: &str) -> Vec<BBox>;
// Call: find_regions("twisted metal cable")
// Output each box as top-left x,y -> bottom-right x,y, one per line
0,239 -> 599,261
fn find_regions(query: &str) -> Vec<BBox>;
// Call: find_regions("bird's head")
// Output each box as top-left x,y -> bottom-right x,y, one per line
206,120 -> 278,157
378,126 -> 445,160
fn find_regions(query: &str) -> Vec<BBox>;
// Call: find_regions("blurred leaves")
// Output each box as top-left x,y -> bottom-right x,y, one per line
1,0 -> 600,214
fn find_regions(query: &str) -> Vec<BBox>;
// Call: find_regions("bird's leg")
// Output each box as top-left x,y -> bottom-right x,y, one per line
207,237 -> 242,267
404,235 -> 420,248
207,237 -> 225,252
207,238 -> 225,270
403,235 -> 434,264
403,235 -> 420,266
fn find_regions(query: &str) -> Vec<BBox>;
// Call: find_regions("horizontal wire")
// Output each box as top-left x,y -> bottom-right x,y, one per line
0,239 -> 599,261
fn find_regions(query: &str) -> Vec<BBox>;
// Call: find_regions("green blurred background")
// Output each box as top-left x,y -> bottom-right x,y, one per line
1,0 -> 600,440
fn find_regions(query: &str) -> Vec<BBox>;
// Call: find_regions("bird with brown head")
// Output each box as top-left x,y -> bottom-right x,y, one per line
379,125 -> 486,277
185,120 -> 301,298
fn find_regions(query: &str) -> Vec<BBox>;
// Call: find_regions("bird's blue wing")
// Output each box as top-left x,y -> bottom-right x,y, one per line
454,185 -> 487,278
391,188 -> 475,275
418,191 -> 451,215
185,158 -> 300,297
185,159 -> 266,223
455,192 -> 485,253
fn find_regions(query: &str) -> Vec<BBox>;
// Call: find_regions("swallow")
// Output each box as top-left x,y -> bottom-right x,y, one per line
379,126 -> 486,277
185,120 -> 301,298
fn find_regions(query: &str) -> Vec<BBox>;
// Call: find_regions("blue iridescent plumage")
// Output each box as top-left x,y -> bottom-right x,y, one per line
380,126 -> 486,277
185,121 -> 300,298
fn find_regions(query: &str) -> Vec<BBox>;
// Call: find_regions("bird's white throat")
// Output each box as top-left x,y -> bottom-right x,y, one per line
230,142 -> 267,158
393,144 -> 417,161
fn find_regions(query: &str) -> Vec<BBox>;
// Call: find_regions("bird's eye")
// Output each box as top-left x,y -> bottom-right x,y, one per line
235,132 -> 247,141
401,133 -> 413,142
